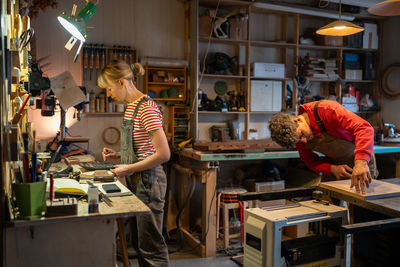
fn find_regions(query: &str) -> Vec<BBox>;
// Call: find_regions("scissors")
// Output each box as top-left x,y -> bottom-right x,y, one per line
19,28 -> 34,51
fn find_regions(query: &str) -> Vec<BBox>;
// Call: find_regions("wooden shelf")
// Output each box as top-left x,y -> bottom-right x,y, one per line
343,80 -> 377,83
307,77 -> 338,82
148,82 -> 184,86
299,44 -> 342,50
154,98 -> 185,101
84,112 -> 124,116
198,111 -> 248,114
250,77 -> 291,81
200,74 -> 247,79
249,111 -> 280,115
342,47 -> 378,53
199,37 -> 248,45
251,40 -> 296,48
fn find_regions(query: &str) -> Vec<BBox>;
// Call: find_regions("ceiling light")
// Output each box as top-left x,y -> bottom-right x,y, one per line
368,0 -> 400,16
316,0 -> 364,36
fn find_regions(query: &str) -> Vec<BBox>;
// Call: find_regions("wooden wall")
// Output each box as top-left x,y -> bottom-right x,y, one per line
30,0 -> 185,159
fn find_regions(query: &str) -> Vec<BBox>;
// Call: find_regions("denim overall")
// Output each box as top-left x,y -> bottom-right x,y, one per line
120,97 -> 169,266
305,101 -> 378,181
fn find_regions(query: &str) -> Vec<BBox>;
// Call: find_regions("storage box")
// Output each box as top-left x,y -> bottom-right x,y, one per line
199,16 -> 212,37
345,69 -> 362,80
342,96 -> 357,104
251,62 -> 285,79
250,80 -> 282,112
342,103 -> 359,113
229,16 -> 247,40
13,181 -> 47,219
363,23 -> 378,49
323,36 -> 343,46
244,179 -> 284,192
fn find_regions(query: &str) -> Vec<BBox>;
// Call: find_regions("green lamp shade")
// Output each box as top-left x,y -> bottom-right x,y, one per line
316,20 -> 364,36
57,2 -> 98,42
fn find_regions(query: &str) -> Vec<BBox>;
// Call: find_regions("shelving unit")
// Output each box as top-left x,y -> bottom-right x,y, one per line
191,0 -> 382,141
169,106 -> 190,148
144,64 -> 187,102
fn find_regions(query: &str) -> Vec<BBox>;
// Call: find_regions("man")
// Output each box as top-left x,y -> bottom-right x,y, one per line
269,100 -> 377,194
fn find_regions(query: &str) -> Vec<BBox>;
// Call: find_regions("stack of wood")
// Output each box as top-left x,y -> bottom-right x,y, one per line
301,56 -> 338,79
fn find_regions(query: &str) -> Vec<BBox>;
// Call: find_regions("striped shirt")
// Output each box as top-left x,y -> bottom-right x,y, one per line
123,95 -> 163,160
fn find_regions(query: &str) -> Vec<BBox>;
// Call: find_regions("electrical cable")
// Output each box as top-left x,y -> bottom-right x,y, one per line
168,164 -> 196,254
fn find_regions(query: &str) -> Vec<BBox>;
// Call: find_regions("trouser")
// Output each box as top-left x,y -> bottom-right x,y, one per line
126,165 -> 169,267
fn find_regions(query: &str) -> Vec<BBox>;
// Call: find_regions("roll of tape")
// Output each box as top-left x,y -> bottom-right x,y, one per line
102,127 -> 120,145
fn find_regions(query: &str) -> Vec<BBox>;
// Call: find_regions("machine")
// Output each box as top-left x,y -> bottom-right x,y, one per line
244,200 -> 349,267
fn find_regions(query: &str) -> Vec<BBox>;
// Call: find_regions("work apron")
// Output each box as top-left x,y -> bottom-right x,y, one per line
305,101 -> 378,181
120,97 -> 169,267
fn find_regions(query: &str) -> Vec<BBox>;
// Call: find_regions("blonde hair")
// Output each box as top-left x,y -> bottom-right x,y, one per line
97,59 -> 145,89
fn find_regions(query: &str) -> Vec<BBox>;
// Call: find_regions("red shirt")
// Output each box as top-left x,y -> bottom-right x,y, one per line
124,95 -> 163,160
295,100 -> 374,176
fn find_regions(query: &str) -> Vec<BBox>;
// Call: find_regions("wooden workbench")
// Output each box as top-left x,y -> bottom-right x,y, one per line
6,193 -> 150,267
176,146 -> 400,258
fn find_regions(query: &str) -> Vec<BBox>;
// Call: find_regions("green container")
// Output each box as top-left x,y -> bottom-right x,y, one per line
13,182 -> 47,220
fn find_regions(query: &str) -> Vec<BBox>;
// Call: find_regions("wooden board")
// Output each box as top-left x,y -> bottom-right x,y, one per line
193,139 -> 282,151
320,179 -> 400,200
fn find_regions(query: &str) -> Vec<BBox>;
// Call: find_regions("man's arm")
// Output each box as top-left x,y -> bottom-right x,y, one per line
296,142 -> 332,176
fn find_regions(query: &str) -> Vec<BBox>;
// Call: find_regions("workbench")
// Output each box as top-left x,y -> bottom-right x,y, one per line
176,145 -> 400,258
5,192 -> 150,267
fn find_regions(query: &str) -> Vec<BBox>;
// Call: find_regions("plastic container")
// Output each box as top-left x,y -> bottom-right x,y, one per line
13,181 -> 47,219
88,185 -> 99,213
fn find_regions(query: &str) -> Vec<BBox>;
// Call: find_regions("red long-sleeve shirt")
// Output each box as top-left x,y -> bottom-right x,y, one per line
295,100 -> 374,176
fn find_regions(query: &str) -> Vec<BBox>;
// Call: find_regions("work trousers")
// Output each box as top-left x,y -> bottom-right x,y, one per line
126,165 -> 169,267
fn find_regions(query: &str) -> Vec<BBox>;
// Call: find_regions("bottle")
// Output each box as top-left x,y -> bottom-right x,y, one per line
99,92 -> 106,112
88,186 -> 99,213
85,92 -> 90,113
95,96 -> 100,112
108,97 -> 113,113
89,90 -> 96,112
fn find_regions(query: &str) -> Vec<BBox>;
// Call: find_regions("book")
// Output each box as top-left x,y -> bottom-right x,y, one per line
48,178 -> 132,197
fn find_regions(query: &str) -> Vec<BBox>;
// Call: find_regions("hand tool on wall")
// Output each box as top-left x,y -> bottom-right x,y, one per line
112,45 -> 117,59
95,43 -> 100,70
89,44 -> 94,80
100,44 -> 106,69
128,46 -> 133,64
118,46 -> 123,60
83,45 -> 88,81
123,46 -> 128,62
12,93 -> 31,124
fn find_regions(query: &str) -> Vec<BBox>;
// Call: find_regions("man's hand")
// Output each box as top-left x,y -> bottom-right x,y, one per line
330,164 -> 353,179
351,159 -> 372,194
102,147 -> 119,161
110,164 -> 133,177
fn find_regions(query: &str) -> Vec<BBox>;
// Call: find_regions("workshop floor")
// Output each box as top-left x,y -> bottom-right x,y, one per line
117,252 -> 239,267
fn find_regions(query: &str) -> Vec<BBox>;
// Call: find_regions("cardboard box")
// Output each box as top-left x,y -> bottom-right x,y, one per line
244,179 -> 284,192
199,16 -> 212,37
345,69 -> 362,80
323,36 -> 343,46
251,62 -> 285,79
229,17 -> 247,40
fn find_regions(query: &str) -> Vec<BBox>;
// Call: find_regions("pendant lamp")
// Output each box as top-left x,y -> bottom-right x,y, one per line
316,0 -> 364,36
368,0 -> 400,16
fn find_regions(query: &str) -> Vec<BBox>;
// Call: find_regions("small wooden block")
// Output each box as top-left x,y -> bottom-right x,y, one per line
46,198 -> 78,217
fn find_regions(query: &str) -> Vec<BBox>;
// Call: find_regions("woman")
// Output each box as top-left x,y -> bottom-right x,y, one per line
98,59 -> 170,266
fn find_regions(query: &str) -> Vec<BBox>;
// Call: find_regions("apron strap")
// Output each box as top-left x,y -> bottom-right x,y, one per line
314,100 -> 328,134
132,96 -> 152,118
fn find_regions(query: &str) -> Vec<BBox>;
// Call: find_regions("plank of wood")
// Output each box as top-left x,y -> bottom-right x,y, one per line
193,139 -> 281,151
320,179 -> 400,200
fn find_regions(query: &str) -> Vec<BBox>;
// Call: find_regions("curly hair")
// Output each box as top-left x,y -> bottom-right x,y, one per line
269,113 -> 299,148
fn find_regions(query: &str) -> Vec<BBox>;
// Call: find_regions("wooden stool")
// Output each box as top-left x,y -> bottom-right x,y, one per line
216,188 -> 249,248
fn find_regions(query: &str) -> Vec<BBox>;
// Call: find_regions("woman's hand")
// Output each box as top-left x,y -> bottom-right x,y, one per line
102,147 -> 118,161
110,164 -> 133,177
330,164 -> 353,179
351,159 -> 372,194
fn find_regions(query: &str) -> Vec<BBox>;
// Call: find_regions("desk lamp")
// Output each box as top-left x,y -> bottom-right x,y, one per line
316,0 -> 364,36
57,1 -> 98,61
